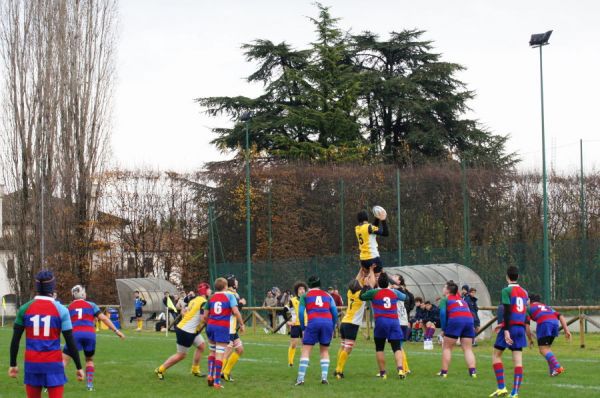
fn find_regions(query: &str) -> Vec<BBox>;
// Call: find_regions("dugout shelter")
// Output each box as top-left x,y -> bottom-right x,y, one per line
116,278 -> 178,328
384,263 -> 493,337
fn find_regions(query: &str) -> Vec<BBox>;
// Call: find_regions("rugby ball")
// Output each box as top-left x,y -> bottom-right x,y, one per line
372,205 -> 387,220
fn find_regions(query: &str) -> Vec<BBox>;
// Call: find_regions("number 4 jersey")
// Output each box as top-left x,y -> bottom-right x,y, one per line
501,284 -> 528,326
15,296 -> 72,382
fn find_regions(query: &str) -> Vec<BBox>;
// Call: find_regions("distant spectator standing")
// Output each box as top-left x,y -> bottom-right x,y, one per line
464,288 -> 481,339
328,287 -> 344,307
262,290 -> 278,329
163,292 -> 178,322
175,291 -> 187,312
461,285 -> 470,299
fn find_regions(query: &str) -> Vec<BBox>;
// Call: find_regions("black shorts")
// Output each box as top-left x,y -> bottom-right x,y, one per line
360,257 -> 383,273
290,326 -> 302,339
374,337 -> 402,352
537,336 -> 555,346
135,309 -> 143,318
494,345 -> 523,352
175,327 -> 199,348
229,333 -> 240,341
339,323 -> 359,341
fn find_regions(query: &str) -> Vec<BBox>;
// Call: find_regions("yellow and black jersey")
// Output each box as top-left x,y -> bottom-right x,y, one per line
342,289 -> 366,326
355,223 -> 381,260
289,296 -> 307,326
177,296 -> 207,334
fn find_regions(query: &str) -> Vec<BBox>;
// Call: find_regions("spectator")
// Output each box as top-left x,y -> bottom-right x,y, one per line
328,287 -> 344,307
162,291 -> 178,322
410,297 -> 425,342
175,291 -> 187,312
461,284 -> 470,299
184,290 -> 196,305
262,290 -> 278,328
464,287 -> 480,341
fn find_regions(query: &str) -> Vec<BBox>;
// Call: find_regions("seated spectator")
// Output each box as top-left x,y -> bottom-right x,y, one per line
410,297 -> 425,342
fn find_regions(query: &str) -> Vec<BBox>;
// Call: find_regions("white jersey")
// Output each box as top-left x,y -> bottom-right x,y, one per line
397,300 -> 409,326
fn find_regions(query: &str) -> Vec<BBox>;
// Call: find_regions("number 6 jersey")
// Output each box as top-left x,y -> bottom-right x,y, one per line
15,295 -> 73,376
501,283 -> 529,326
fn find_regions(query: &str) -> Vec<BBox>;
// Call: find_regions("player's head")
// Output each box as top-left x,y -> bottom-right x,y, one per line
293,281 -> 308,296
529,293 -> 541,303
445,281 -> 459,296
506,266 -> 519,282
226,274 -> 238,290
214,277 -> 228,292
348,278 -> 362,293
197,282 -> 211,297
71,284 -> 86,300
377,272 -> 390,288
357,210 -> 369,223
307,275 -> 320,288
35,270 -> 56,296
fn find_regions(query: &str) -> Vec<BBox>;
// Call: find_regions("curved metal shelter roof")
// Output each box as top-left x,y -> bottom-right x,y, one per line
116,278 -> 178,326
384,263 -> 491,306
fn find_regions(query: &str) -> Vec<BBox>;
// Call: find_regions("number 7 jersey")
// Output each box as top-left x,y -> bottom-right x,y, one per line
15,296 -> 72,375
501,284 -> 528,326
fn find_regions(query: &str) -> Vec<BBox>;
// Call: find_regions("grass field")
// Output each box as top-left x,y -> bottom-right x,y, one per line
1,326 -> 599,397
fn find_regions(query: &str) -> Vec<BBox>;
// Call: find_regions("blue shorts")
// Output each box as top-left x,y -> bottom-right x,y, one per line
536,322 -> 559,340
135,309 -> 143,318
444,320 -> 476,339
374,319 -> 404,341
400,325 -> 410,341
206,325 -> 230,344
494,325 -> 527,351
302,322 -> 333,346
25,372 -> 67,388
63,333 -> 96,357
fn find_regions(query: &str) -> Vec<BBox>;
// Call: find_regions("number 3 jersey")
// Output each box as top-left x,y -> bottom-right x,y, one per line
68,299 -> 101,337
501,283 -> 529,326
15,296 -> 73,375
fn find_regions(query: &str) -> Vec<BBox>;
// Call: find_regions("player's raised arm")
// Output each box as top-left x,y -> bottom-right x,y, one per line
359,288 -> 377,301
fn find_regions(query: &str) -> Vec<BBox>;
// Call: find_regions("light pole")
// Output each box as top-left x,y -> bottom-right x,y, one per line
529,30 -> 552,304
240,111 -> 253,305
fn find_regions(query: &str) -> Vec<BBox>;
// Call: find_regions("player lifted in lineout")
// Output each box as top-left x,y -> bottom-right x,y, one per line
490,266 -> 528,398
334,269 -> 368,379
204,277 -> 245,390
295,276 -> 338,386
287,282 -> 308,367
526,293 -> 571,376
437,281 -> 477,378
9,271 -> 84,398
155,282 -> 211,381
360,272 -> 407,379
355,206 -> 388,286
63,285 -> 125,391
221,275 -> 247,382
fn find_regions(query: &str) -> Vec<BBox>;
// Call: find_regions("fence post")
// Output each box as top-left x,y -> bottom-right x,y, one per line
579,307 -> 585,348
461,160 -> 471,267
340,179 -> 345,265
396,169 -> 402,267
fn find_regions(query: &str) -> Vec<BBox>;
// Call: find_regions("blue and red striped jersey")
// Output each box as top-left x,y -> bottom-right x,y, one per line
15,296 -> 72,375
445,295 -> 474,321
501,284 -> 528,326
303,289 -> 333,323
207,292 -> 237,329
68,300 -> 101,335
528,302 -> 559,326
370,289 -> 405,320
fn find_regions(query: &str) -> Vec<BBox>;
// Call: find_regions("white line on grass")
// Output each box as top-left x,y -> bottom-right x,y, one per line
554,384 -> 600,391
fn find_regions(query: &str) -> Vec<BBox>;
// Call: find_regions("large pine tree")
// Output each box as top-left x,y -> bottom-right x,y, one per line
197,3 -> 516,168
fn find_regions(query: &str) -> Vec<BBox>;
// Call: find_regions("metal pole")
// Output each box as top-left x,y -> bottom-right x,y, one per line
245,121 -> 253,305
539,45 -> 551,304
268,186 -> 272,265
579,139 -> 586,240
461,160 -> 471,267
41,180 -> 45,269
340,179 -> 345,265
396,169 -> 402,266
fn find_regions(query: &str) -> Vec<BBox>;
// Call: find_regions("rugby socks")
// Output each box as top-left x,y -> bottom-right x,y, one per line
223,352 -> 240,376
158,365 -> 166,373
288,347 -> 296,366
214,360 -> 223,385
402,351 -> 409,373
336,350 -> 349,373
439,369 -> 447,376
297,357 -> 309,383
207,354 -> 215,379
86,365 -> 95,388
425,327 -> 435,340
493,363 -> 505,389
468,367 -> 476,376
512,366 -> 523,396
191,365 -> 200,374
545,351 -> 560,371
320,359 -> 330,381
136,319 -> 143,330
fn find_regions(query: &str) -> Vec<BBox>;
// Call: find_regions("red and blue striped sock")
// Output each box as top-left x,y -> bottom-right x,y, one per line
86,365 -> 94,388
493,363 -> 505,389
545,352 -> 560,371
512,366 -> 523,395
207,355 -> 215,378
214,360 -> 223,385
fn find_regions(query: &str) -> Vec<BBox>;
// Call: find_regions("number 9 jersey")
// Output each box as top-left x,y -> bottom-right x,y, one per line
15,296 -> 73,387
501,284 -> 528,326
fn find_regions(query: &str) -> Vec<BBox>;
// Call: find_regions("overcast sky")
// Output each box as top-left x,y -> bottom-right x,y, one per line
113,0 -> 600,174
